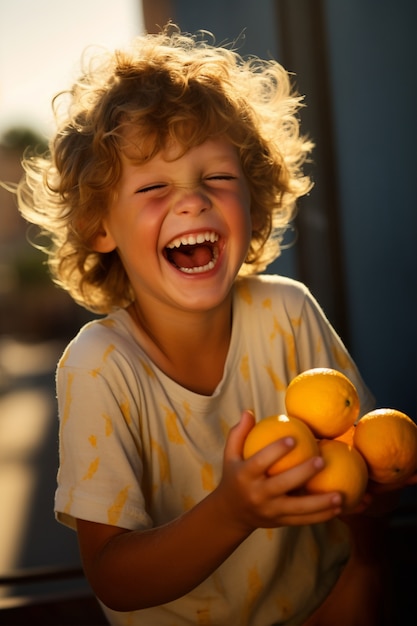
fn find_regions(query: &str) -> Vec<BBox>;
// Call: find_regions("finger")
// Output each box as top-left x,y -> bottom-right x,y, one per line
267,491 -> 343,527
357,492 -> 374,511
243,437 -> 296,477
265,455 -> 325,494
276,506 -> 342,527
224,410 -> 256,461
277,491 -> 342,518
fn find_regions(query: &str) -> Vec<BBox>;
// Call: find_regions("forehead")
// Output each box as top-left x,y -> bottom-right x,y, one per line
118,109 -> 241,152
119,131 -> 240,167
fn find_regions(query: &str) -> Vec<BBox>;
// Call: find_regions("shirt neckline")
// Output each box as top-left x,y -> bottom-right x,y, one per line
112,286 -> 244,407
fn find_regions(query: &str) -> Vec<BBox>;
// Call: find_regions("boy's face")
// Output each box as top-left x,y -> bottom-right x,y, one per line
94,136 -> 252,315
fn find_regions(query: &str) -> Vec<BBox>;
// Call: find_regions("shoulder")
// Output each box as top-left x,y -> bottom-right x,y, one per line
58,309 -> 137,371
234,274 -> 310,311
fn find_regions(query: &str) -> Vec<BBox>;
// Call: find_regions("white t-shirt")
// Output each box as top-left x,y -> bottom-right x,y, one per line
55,274 -> 374,625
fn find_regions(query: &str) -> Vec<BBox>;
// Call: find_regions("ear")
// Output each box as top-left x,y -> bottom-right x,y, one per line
90,224 -> 117,253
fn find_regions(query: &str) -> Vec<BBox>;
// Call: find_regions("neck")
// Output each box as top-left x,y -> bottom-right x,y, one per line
128,294 -> 233,395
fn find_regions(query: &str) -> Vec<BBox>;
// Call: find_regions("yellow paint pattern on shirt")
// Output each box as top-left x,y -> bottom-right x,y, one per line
264,364 -> 286,391
262,297 -> 272,309
120,399 -> 132,425
270,316 -> 296,372
107,485 -> 130,525
290,315 -> 302,328
182,494 -> 196,511
98,318 -> 117,329
64,487 -> 74,514
220,417 -> 230,439
101,413 -> 113,437
163,406 -> 185,444
240,353 -> 250,382
182,400 -> 192,426
235,280 -> 253,304
118,612 -> 134,626
83,457 -> 100,480
201,462 -> 215,491
125,613 -> 135,626
331,344 -> 350,370
102,344 -> 116,362
88,434 -> 97,447
89,343 -> 115,377
244,565 -> 264,621
140,358 -> 155,378
248,564 -> 263,599
61,372 -> 74,427
151,438 -> 171,485
196,606 -> 212,625
276,594 -> 293,621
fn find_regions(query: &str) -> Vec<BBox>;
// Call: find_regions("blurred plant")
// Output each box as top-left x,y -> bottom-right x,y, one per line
0,126 -> 48,154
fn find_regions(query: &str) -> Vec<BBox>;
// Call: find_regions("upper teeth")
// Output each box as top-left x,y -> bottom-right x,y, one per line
166,231 -> 219,249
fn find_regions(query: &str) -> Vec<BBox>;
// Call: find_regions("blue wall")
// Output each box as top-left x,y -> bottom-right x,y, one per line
323,0 -> 416,417
173,0 -> 417,418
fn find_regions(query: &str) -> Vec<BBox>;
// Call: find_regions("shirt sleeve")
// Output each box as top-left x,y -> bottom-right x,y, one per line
54,341 -> 153,532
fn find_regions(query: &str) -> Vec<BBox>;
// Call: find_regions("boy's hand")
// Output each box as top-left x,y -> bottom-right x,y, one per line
216,411 -> 343,534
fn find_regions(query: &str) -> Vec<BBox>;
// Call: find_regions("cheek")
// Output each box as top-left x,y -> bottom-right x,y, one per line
232,197 -> 253,258
240,193 -> 254,239
124,207 -> 163,248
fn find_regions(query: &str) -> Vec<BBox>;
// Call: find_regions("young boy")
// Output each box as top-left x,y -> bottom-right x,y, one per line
17,24 -> 391,625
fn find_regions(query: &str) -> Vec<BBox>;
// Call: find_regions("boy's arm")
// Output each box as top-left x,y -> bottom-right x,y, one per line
77,488 -> 249,611
77,411 -> 343,611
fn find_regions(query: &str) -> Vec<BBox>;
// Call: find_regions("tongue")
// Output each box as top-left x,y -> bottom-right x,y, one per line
170,244 -> 212,269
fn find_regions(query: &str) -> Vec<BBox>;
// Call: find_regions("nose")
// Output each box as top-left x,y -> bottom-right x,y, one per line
173,185 -> 211,216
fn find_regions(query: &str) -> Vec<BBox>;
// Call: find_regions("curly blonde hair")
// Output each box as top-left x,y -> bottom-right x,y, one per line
17,24 -> 313,313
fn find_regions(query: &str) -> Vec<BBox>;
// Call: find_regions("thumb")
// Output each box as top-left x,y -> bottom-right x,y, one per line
225,410 -> 256,461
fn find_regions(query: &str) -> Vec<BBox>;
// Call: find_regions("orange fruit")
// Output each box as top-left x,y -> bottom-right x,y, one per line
285,368 -> 360,439
353,408 -> 417,484
334,424 -> 356,446
243,414 -> 319,475
305,439 -> 368,512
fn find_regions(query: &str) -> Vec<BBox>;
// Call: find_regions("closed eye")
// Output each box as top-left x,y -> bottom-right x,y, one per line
206,175 -> 237,181
135,183 -> 168,194
135,176 -> 237,193
204,175 -> 239,187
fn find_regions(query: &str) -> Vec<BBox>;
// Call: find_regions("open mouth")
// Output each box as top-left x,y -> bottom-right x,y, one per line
164,231 -> 220,274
